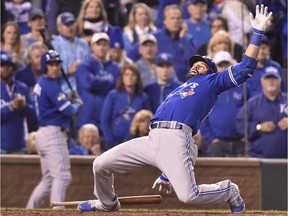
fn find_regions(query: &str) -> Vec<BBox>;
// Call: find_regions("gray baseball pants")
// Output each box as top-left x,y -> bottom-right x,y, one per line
93,122 -> 238,207
26,126 -> 72,208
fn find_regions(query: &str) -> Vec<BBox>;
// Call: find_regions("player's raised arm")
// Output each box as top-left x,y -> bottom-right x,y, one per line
245,4 -> 272,59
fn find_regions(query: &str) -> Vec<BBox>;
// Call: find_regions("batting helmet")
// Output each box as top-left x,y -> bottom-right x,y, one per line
41,50 -> 62,73
0,50 -> 14,66
188,55 -> 217,74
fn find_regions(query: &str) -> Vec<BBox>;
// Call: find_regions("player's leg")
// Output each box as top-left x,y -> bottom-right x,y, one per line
154,128 -> 243,209
26,129 -> 53,208
39,126 -> 72,208
78,136 -> 156,212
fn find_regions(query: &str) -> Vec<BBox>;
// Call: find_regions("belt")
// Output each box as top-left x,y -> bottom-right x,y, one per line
150,121 -> 184,130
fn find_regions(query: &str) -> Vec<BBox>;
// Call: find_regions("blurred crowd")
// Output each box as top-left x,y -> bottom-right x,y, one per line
1,0 -> 287,158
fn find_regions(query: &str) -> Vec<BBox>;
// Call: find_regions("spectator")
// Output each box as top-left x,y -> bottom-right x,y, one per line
109,33 -> 133,66
152,4 -> 197,82
219,0 -> 252,48
236,70 -> 287,158
246,36 -> 286,97
4,0 -> 32,34
101,64 -> 150,149
1,50 -> 37,154
200,51 -> 248,157
1,21 -> 25,69
76,32 -> 120,132
21,8 -> 46,54
144,53 -> 182,113
184,0 -> 211,49
15,41 -> 47,95
75,0 -> 123,48
69,124 -> 102,155
52,12 -> 91,94
135,34 -> 158,86
198,16 -> 244,62
123,3 -> 157,53
127,109 -> 153,139
155,0 -> 181,29
206,30 -> 235,61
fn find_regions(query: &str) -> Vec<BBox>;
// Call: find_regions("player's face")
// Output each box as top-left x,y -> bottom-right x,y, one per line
187,61 -> 209,78
0,64 -> 14,82
46,62 -> 61,79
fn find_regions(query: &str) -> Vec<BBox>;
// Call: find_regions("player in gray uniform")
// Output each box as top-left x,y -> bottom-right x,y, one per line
26,50 -> 82,208
77,5 -> 272,213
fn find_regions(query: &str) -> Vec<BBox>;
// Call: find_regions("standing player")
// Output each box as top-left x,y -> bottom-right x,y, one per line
26,50 -> 83,208
77,5 -> 272,213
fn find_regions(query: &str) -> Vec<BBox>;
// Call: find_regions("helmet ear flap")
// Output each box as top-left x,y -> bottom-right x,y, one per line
40,50 -> 62,73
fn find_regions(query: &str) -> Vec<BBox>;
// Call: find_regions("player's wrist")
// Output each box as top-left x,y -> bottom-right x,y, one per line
160,173 -> 169,182
250,28 -> 264,46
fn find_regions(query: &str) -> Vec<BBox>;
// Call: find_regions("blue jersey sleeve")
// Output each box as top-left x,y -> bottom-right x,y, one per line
45,84 -> 72,112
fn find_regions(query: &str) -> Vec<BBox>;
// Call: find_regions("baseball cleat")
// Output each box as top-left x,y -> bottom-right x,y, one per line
77,200 -> 98,212
229,195 -> 245,213
77,199 -> 120,212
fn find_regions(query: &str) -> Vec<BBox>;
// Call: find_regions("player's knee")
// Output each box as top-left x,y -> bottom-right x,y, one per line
177,194 -> 194,204
93,156 -> 107,173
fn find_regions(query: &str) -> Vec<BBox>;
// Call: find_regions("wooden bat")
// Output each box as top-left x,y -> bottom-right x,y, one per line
50,195 -> 162,208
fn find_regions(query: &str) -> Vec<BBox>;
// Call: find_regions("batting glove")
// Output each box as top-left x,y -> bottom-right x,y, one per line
152,173 -> 172,194
249,4 -> 272,32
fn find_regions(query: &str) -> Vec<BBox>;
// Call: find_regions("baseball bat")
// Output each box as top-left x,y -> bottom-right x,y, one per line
50,195 -> 162,208
39,26 -> 74,92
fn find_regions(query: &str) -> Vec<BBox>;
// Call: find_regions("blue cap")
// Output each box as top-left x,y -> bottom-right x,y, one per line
109,33 -> 124,49
262,67 -> 281,79
29,8 -> 45,20
189,55 -> 217,74
155,53 -> 173,66
0,50 -> 14,66
59,12 -> 75,25
189,0 -> 207,4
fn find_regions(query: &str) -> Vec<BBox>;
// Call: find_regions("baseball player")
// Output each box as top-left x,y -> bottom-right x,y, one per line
77,5 -> 272,213
26,50 -> 82,208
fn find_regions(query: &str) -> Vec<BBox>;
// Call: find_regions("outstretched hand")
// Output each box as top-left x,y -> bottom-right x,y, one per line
249,4 -> 273,31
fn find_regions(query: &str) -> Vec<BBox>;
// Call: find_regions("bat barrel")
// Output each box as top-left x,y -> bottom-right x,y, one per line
50,195 -> 162,208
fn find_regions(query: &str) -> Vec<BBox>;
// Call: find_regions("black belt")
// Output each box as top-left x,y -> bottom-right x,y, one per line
150,121 -> 183,130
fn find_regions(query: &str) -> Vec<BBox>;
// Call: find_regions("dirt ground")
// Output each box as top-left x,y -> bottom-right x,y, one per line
1,209 -> 287,216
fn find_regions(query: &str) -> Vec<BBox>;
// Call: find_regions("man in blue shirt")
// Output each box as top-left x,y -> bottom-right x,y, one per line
236,70 -> 287,158
77,5 -> 272,214
144,53 -> 182,113
1,50 -> 37,154
52,12 -> 91,94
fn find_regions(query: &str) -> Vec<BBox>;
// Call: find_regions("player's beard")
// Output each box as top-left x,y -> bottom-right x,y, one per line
186,69 -> 199,81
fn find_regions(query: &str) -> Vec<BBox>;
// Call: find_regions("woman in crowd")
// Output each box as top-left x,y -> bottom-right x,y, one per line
76,0 -> 122,46
123,3 -> 156,53
101,64 -> 151,149
207,30 -> 236,63
128,109 -> 153,139
1,21 -> 25,69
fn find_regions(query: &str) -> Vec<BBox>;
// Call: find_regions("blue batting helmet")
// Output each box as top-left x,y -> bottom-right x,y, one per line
188,55 -> 217,74
41,50 -> 62,73
0,50 -> 14,66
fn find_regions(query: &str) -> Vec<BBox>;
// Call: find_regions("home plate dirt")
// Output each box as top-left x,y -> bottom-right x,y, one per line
1,209 -> 287,216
